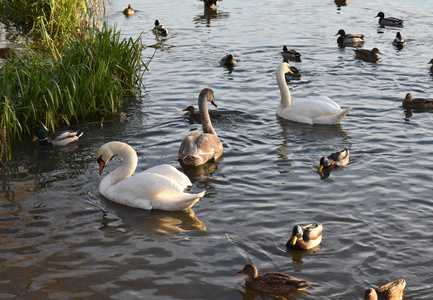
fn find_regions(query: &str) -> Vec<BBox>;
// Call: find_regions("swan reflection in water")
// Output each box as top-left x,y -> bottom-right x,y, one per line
180,159 -> 223,183
100,201 -> 206,241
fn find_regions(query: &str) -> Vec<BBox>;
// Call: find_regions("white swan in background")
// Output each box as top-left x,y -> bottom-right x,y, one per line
96,141 -> 205,211
178,88 -> 223,166
276,62 -> 352,124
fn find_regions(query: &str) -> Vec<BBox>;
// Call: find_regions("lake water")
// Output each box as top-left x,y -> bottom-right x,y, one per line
1,0 -> 433,299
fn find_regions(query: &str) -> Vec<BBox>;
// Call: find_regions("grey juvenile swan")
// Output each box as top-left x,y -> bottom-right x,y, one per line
178,88 -> 223,166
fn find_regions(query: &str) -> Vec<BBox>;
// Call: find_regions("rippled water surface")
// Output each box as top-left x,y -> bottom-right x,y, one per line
2,0 -> 433,299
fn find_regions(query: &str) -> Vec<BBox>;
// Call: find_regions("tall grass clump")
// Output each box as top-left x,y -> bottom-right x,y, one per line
0,0 -> 148,160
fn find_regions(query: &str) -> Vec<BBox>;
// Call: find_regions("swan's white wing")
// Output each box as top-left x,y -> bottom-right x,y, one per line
142,164 -> 191,188
103,173 -> 203,211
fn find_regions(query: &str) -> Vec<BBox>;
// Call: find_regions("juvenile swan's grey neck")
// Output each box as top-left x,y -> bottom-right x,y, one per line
198,88 -> 218,136
276,63 -> 291,109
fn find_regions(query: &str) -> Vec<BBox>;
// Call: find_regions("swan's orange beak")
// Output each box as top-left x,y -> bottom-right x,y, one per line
97,156 -> 105,175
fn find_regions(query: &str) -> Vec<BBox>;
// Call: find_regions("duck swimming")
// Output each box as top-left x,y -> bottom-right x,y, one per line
182,106 -> 223,124
123,4 -> 135,15
200,0 -> 221,9
33,129 -> 83,146
276,62 -> 352,124
402,93 -> 433,109
220,54 -> 237,67
236,264 -> 311,297
375,12 -> 403,27
335,29 -> 364,46
281,46 -> 301,61
179,88 -> 223,166
96,141 -> 205,211
364,279 -> 406,300
354,48 -> 382,63
153,20 -> 168,36
392,32 -> 406,48
286,223 -> 323,250
318,148 -> 349,173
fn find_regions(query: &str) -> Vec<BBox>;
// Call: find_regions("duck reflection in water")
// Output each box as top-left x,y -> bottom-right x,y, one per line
100,202 -> 206,241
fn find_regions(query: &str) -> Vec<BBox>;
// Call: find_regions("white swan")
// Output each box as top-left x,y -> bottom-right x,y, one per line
276,62 -> 352,124
96,141 -> 205,211
178,88 -> 223,166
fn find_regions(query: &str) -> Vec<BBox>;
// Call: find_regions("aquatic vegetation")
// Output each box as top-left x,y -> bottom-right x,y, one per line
0,1 -> 149,160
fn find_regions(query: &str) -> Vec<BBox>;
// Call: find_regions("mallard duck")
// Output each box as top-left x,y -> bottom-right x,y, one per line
364,279 -> 406,300
318,148 -> 349,173
123,4 -> 135,15
178,88 -> 223,166
220,54 -> 237,67
354,48 -> 382,63
428,59 -> 433,73
334,0 -> 348,7
33,129 -> 83,146
236,264 -> 310,296
335,29 -> 364,46
281,46 -> 301,61
402,93 -> 433,109
392,32 -> 406,48
375,12 -> 403,27
276,62 -> 352,124
182,106 -> 222,123
199,0 -> 222,9
153,20 -> 168,36
97,142 -> 205,211
286,223 -> 322,250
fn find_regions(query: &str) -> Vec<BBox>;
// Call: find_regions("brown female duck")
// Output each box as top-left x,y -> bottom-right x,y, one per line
123,4 -> 135,15
402,93 -> 433,109
318,148 -> 349,173
364,279 -> 406,300
236,264 -> 310,296
286,223 -> 323,250
182,106 -> 223,123
354,48 -> 382,63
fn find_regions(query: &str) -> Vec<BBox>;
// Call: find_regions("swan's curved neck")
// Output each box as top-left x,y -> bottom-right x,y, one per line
101,142 -> 138,188
276,63 -> 291,109
198,94 -> 217,136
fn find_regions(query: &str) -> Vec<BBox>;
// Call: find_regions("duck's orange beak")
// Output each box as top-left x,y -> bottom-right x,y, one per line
32,136 -> 38,142
317,165 -> 324,173
289,235 -> 298,246
236,270 -> 245,275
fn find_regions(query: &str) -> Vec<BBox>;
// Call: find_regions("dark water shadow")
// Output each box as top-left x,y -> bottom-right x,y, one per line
179,159 -> 223,183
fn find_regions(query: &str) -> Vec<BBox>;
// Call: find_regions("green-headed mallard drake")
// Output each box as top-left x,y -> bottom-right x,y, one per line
318,148 -> 349,173
236,264 -> 311,297
335,29 -> 365,46
402,93 -> 433,109
286,223 -> 322,250
281,46 -> 301,61
199,0 -> 222,9
354,48 -> 382,63
392,32 -> 406,48
364,279 -> 406,300
153,20 -> 168,36
33,129 -> 83,146
375,12 -> 403,27
428,59 -> 433,73
123,4 -> 135,15
220,54 -> 237,67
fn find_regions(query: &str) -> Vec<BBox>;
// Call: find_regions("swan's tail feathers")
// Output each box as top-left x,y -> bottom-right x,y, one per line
151,191 -> 206,211
335,107 -> 352,124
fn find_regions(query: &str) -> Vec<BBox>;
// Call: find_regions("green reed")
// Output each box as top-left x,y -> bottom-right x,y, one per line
0,0 -> 148,160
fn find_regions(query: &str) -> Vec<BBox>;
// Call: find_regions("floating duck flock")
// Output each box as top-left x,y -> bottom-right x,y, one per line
28,1 -> 433,299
